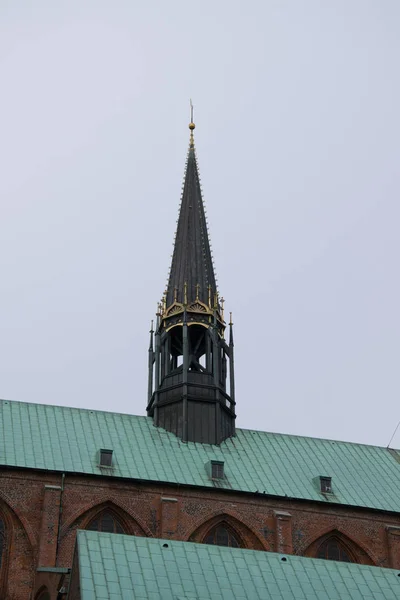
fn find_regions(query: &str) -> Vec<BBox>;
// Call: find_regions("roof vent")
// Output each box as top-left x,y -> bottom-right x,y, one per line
211,460 -> 224,480
320,476 -> 332,494
99,449 -> 113,467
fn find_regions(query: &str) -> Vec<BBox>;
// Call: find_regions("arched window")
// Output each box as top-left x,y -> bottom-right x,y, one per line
316,537 -> 354,562
87,511 -> 125,534
203,525 -> 241,548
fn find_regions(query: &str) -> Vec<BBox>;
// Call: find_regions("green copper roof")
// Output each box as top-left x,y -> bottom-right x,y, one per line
74,531 -> 400,600
1,399 -> 400,513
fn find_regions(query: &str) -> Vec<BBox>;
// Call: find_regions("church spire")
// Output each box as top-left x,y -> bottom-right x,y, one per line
166,109 -> 217,309
147,110 -> 236,445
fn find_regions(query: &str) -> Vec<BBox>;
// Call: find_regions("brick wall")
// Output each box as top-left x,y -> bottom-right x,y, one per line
0,468 -> 399,598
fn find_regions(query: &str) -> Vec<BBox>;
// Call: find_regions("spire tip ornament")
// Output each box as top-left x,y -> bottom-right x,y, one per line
189,99 -> 195,147
189,98 -> 195,130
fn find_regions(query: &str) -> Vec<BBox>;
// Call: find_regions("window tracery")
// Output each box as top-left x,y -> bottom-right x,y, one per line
203,524 -> 241,548
316,537 -> 354,562
87,511 -> 125,534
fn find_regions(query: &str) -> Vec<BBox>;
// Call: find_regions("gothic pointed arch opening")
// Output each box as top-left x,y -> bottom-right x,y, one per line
86,510 -> 125,534
316,536 -> 354,562
304,530 -> 374,565
35,587 -> 50,600
203,523 -> 242,548
65,500 -> 150,540
188,513 -> 266,551
0,497 -> 35,599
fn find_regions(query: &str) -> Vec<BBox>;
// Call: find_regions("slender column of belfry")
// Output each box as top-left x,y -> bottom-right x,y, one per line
182,310 -> 189,442
147,107 -> 236,444
147,321 -> 154,406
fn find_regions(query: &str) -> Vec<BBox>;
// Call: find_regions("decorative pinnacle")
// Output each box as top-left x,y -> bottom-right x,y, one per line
161,292 -> 167,315
148,320 -> 154,350
213,291 -> 218,308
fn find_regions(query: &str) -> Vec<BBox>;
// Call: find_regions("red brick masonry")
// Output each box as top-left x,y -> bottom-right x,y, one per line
1,469 -> 399,599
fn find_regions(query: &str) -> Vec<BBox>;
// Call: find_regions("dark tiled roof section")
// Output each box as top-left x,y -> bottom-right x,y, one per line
166,141 -> 217,307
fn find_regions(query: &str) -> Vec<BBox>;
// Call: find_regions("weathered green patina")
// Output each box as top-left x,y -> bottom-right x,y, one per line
1,399 -> 400,512
73,530 -> 400,599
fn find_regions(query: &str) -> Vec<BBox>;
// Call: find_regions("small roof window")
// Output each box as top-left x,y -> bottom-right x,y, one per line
320,476 -> 332,494
211,460 -> 224,480
99,449 -> 113,467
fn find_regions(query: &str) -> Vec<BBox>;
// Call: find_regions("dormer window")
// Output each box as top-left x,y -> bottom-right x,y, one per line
320,476 -> 332,494
99,449 -> 113,467
211,460 -> 224,479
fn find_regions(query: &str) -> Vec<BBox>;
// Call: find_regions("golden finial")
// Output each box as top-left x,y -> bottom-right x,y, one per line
195,283 -> 200,301
220,297 -> 225,320
229,312 -> 233,326
184,281 -> 188,304
189,99 -> 195,146
189,98 -> 195,129
173,287 -> 178,302
208,285 -> 212,308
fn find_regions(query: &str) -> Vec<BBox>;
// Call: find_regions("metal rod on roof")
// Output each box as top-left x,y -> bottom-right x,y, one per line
387,418 -> 400,448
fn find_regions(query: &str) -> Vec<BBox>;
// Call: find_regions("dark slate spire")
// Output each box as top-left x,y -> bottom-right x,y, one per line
166,122 -> 217,308
147,111 -> 236,445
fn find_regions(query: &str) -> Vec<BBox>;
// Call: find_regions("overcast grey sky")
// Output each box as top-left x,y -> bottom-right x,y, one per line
1,1 -> 399,447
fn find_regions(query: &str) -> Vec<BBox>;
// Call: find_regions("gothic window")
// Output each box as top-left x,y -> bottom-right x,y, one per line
87,511 -> 125,534
203,525 -> 241,548
316,537 -> 353,562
